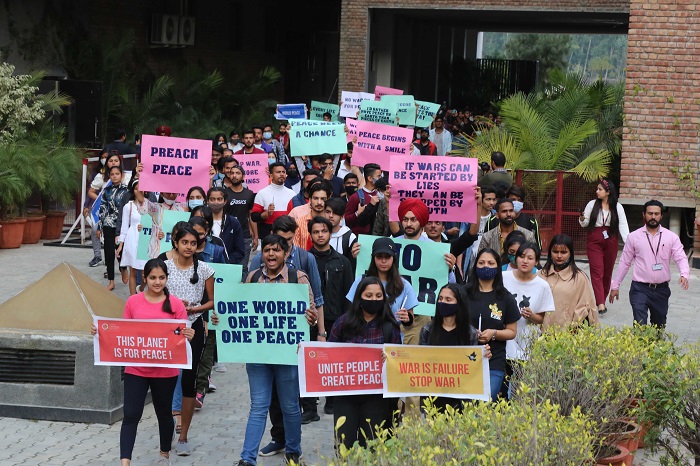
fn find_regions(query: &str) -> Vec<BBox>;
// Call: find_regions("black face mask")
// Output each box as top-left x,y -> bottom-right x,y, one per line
436,302 -> 458,317
287,169 -> 299,179
345,186 -> 358,197
360,299 -> 384,315
420,135 -> 429,142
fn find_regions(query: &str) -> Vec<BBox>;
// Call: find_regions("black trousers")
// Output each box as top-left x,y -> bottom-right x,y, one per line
181,317 -> 205,398
333,394 -> 393,449
120,373 -> 178,459
103,226 -> 118,280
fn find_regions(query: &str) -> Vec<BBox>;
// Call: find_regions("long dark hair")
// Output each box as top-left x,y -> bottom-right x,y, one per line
429,284 -> 473,345
342,277 -> 398,341
143,258 -> 173,314
172,225 -> 202,284
515,242 -> 541,271
501,230 -> 527,266
542,234 -> 582,279
366,252 -> 404,306
467,248 -> 508,299
588,179 -> 620,236
190,205 -> 213,230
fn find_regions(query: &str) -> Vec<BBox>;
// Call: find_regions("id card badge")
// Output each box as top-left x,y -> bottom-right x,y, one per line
602,230 -> 609,240
652,263 -> 663,271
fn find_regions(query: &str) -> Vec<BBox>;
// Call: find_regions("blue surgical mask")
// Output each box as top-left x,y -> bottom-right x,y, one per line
263,131 -> 273,140
512,200 -> 524,214
507,253 -> 516,264
188,199 -> 204,209
268,157 -> 276,165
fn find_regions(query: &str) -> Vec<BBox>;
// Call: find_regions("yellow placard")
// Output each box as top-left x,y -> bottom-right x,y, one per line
383,345 -> 490,401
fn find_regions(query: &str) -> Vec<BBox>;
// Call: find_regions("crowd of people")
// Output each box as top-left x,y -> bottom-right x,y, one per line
85,120 -> 689,466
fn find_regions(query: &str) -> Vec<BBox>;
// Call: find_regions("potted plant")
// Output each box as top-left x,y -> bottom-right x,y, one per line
595,444 -> 629,466
0,142 -> 39,248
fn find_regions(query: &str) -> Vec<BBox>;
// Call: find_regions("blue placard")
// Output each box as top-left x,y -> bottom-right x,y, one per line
275,104 -> 307,120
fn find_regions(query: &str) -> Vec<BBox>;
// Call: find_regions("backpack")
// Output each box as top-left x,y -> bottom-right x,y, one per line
341,230 -> 353,254
250,266 -> 299,284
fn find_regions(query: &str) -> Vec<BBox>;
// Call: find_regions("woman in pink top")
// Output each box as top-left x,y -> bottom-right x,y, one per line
92,258 -> 194,466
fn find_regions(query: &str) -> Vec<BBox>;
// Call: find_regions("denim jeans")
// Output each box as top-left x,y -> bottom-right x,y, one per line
489,370 -> 505,402
171,371 -> 182,412
240,364 -> 301,464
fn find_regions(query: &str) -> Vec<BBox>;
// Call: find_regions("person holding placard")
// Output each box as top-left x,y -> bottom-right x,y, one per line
317,153 -> 345,198
237,234 -> 318,466
466,248 -> 519,401
91,258 -> 195,466
118,178 -> 148,295
330,276 -> 401,450
335,143 -> 364,190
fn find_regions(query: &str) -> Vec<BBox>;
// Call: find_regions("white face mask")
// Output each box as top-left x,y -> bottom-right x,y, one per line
163,198 -> 177,206
188,199 -> 204,209
100,158 -> 107,166
512,200 -> 524,214
376,191 -> 385,200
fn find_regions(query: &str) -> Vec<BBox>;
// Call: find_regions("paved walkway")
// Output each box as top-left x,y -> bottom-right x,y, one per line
1,241 -> 698,465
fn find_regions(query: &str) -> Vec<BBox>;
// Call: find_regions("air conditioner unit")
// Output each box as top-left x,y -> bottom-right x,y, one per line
179,16 -> 195,46
151,15 -> 179,45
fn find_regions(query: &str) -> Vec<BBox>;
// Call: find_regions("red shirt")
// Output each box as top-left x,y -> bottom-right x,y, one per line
234,147 -> 266,155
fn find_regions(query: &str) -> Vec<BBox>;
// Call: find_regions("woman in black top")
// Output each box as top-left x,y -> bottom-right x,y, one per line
466,248 -> 519,401
419,283 -> 491,411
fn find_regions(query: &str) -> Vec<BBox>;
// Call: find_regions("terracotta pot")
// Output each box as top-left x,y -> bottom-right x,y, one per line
607,420 -> 641,466
595,444 -> 630,466
41,211 -> 67,240
0,218 -> 28,249
22,214 -> 46,244
625,398 -> 653,448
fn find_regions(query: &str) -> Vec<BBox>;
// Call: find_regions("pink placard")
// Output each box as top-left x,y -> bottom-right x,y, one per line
236,153 -> 271,193
352,120 -> 413,170
140,135 -> 212,195
346,118 -> 358,143
374,85 -> 404,101
389,155 -> 478,223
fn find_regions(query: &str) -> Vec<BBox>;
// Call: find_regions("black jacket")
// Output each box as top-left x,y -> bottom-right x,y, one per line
310,248 -> 354,323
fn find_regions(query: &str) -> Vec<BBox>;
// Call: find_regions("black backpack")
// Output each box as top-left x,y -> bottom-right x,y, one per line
250,266 -> 299,284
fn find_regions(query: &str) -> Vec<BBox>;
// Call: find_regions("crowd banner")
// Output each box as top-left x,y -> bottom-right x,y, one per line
383,345 -> 491,401
351,119 -> 413,169
345,118 -> 358,143
381,95 -> 416,126
235,154 -> 271,193
415,100 -> 441,128
93,317 -> 192,369
359,100 -> 399,126
139,135 -> 212,195
310,101 -> 340,121
275,103 -> 307,120
298,342 -> 384,396
288,119 -> 348,157
374,85 -> 404,100
356,234 -> 449,316
389,155 -> 478,223
214,282 -> 310,365
136,210 -> 190,261
340,91 -> 375,118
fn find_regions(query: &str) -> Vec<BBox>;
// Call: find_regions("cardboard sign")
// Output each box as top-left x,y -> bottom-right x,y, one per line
415,100 -> 441,128
93,317 -> 192,369
340,91 -> 375,118
374,85 -> 404,100
139,135 -> 211,195
235,154 -> 271,193
214,283 -> 311,365
310,101 -> 340,121
359,100 -> 398,126
136,210 -> 190,261
345,118 -> 358,143
381,95 -> 416,126
389,155 -> 478,223
298,342 -> 384,396
383,345 -> 490,401
288,119 -> 348,156
275,104 -> 307,120
355,234 -> 450,316
351,119 -> 413,169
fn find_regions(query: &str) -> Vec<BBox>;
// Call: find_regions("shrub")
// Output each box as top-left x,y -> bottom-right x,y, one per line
328,398 -> 594,466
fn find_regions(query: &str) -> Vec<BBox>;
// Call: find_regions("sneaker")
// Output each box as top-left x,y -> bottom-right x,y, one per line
259,440 -> 285,457
213,362 -> 227,372
301,411 -> 320,425
88,256 -> 102,267
285,452 -> 304,465
207,377 -> 217,393
236,461 -> 255,466
155,456 -> 171,465
175,440 -> 191,456
195,392 -> 204,410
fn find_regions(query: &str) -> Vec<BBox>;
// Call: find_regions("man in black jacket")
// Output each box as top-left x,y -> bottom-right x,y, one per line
308,215 -> 353,416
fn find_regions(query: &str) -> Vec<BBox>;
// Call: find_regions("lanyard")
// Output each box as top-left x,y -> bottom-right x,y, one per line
645,231 -> 662,263
601,209 -> 610,227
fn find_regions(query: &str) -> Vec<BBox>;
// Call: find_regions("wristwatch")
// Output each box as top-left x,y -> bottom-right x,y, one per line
318,332 -> 328,338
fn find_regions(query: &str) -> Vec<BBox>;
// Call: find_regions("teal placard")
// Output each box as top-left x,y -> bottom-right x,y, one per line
310,101 -> 340,121
136,210 -> 191,260
355,234 -> 450,316
214,282 -> 311,365
359,100 -> 398,126
415,100 -> 441,128
381,95 -> 416,126
288,119 -> 347,156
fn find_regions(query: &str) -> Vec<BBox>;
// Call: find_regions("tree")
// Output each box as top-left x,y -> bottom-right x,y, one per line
503,34 -> 572,83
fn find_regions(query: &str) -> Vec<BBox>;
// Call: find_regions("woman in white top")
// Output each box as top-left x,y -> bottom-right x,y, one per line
118,179 -> 148,295
578,179 -> 629,315
502,242 -> 555,398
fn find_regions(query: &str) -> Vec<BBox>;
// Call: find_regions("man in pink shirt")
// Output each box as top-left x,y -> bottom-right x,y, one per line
609,200 -> 689,327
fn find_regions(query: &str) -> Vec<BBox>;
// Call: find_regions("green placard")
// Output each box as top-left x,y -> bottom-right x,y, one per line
381,95 -> 416,126
310,101 -> 340,121
214,282 -> 311,365
355,234 -> 450,316
415,100 -> 441,128
136,210 -> 191,261
359,100 -> 399,126
288,119 -> 348,156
